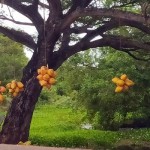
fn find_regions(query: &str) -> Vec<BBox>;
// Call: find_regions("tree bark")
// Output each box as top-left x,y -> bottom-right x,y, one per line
0,27 -> 60,143
0,39 -> 49,143
0,74 -> 42,144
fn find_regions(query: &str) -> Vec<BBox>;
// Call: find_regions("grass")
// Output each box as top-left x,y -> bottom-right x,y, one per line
1,103 -> 150,149
118,128 -> 150,141
29,104 -> 118,149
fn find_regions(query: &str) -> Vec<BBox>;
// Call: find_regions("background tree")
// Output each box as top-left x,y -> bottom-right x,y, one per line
0,34 -> 28,84
57,49 -> 150,130
0,0 -> 149,144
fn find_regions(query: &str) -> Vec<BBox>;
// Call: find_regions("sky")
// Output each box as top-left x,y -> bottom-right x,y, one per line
0,4 -> 38,59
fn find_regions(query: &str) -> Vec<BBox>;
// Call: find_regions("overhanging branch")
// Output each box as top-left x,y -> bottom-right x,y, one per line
0,0 -> 44,33
21,0 -> 49,9
61,8 -> 150,31
66,0 -> 92,16
59,34 -> 150,61
0,15 -> 33,26
126,51 -> 150,61
0,26 -> 36,50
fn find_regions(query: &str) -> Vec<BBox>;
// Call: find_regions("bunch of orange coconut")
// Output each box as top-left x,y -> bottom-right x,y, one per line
0,81 -> 6,103
6,80 -> 24,97
36,66 -> 57,89
112,74 -> 134,93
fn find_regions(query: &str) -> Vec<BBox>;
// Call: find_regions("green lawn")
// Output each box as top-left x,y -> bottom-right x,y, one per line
1,103 -> 150,149
29,104 -> 150,149
29,105 -> 118,149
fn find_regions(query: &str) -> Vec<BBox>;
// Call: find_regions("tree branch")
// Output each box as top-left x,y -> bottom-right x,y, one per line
58,34 -> 150,62
66,0 -> 92,16
47,0 -> 63,19
0,15 -> 33,26
0,26 -> 36,50
81,8 -> 150,25
126,51 -> 150,61
102,35 -> 150,51
61,8 -> 150,31
0,0 -> 44,33
121,19 -> 150,35
21,0 -> 49,9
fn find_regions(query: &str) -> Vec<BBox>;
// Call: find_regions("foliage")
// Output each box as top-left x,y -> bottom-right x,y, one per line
29,104 -> 150,149
38,89 -> 52,104
0,34 -> 28,84
56,49 -> 150,130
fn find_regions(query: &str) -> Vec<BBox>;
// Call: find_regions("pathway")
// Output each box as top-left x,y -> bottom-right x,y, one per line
0,144 -> 91,150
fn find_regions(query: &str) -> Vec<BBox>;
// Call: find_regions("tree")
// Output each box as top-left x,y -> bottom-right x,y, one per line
0,0 -> 150,144
0,34 -> 28,84
57,49 -> 150,130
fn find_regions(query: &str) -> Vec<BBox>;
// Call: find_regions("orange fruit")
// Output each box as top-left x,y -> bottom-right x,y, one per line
17,82 -> 24,88
47,69 -> 54,77
116,79 -> 125,86
120,74 -> 127,81
11,80 -> 16,83
15,87 -> 20,93
9,89 -> 14,93
12,92 -> 18,97
43,84 -> 51,89
123,85 -> 129,91
52,71 -> 57,78
46,84 -> 51,89
112,77 -> 120,84
40,68 -> 47,75
37,69 -> 41,74
43,74 -> 50,81
125,79 -> 134,86
49,78 -> 56,85
11,82 -> 17,89
39,80 -> 47,86
0,94 -> 4,102
41,66 -> 48,70
37,74 -> 43,80
115,86 -> 123,93
6,83 -> 11,89
0,86 -> 6,93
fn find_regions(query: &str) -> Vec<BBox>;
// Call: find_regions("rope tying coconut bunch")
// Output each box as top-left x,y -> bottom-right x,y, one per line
6,80 -> 24,97
0,81 -> 6,103
112,74 -> 134,93
37,66 -> 57,89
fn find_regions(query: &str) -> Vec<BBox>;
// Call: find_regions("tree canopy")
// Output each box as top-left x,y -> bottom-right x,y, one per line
0,0 -> 150,62
56,49 -> 150,130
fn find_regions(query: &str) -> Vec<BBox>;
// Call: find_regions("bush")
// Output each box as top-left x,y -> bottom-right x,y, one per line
30,130 -> 117,149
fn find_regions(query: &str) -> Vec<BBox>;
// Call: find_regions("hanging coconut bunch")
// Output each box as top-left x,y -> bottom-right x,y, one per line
6,80 -> 24,97
36,66 -> 57,89
112,74 -> 134,93
0,81 -> 6,103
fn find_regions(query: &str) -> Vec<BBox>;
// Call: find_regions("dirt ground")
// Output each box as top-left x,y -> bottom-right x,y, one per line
0,144 -> 91,150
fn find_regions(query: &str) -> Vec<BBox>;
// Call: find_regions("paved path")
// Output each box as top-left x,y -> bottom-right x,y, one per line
0,144 -> 91,150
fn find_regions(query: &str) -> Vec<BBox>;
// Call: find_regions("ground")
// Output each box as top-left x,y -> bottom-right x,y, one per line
0,144 -> 91,150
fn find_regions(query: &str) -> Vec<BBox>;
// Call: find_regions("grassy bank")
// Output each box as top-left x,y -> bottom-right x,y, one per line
29,105 -> 118,149
1,103 -> 150,149
29,104 -> 150,149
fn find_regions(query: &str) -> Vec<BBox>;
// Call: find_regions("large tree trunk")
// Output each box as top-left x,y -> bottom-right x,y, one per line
0,25 -> 60,144
0,40 -> 46,143
0,74 -> 42,144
